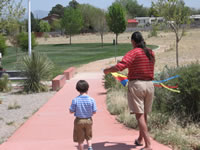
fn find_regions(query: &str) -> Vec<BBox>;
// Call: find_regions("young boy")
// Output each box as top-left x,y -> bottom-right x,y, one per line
69,80 -> 97,150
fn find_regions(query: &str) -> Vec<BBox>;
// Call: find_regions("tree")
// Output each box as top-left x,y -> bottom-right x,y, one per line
48,4 -> 65,18
69,0 -> 79,9
92,8 -> 108,47
31,12 -> 40,32
115,0 -> 149,18
148,2 -> 160,17
0,34 -> 7,56
61,7 -> 83,44
189,7 -> 200,15
107,3 -> 126,45
39,20 -> 51,32
78,4 -> 97,32
0,0 -> 10,32
152,0 -> 191,67
1,0 -> 25,59
17,32 -> 37,52
51,19 -> 62,31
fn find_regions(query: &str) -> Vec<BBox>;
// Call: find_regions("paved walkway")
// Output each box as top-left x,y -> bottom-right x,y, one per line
0,72 -> 172,150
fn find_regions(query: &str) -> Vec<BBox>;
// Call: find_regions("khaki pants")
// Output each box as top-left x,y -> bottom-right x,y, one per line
128,80 -> 154,114
73,118 -> 93,143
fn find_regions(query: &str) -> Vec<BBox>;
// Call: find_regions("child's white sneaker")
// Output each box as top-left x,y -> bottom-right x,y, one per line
88,147 -> 93,150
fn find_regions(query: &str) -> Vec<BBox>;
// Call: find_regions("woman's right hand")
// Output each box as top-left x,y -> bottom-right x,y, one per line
103,68 -> 110,75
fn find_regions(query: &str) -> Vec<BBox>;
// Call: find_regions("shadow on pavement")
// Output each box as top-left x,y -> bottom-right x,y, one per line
84,141 -> 137,150
98,92 -> 107,95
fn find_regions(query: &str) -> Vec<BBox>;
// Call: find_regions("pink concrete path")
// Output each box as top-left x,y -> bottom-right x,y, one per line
0,72 -> 172,150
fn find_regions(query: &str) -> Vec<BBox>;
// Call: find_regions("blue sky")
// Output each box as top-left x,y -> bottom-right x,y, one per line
18,0 -> 200,12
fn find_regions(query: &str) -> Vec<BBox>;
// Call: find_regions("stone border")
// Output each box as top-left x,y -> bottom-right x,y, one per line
64,67 -> 75,80
52,67 -> 76,91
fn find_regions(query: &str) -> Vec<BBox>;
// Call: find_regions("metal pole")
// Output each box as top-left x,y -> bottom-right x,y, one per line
114,39 -> 116,62
28,0 -> 32,56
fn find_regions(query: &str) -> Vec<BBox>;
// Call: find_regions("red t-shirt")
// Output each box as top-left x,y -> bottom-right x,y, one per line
115,48 -> 155,80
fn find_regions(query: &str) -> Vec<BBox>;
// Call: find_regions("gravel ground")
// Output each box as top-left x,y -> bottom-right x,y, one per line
0,85 -> 56,144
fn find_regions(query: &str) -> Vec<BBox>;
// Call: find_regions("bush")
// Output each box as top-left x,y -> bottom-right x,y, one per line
0,73 -> 12,92
39,20 -> 51,32
20,52 -> 54,93
148,24 -> 158,38
154,62 -> 200,122
106,88 -> 127,115
0,34 -> 7,56
104,73 -> 116,89
17,32 -> 37,52
103,73 -> 127,90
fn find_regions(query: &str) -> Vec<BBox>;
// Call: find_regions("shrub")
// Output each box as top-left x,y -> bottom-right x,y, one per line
117,109 -> 138,129
0,34 -> 7,56
148,24 -> 158,38
17,32 -> 37,52
39,20 -> 51,32
106,88 -> 128,115
154,62 -> 200,122
20,52 -> 54,93
103,73 -> 127,90
8,101 -> 21,110
0,73 -> 12,92
103,73 -> 117,89
148,112 -> 169,131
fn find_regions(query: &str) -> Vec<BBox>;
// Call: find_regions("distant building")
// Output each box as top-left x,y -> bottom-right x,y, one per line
41,14 -> 60,24
135,17 -> 164,26
127,19 -> 138,28
190,15 -> 200,26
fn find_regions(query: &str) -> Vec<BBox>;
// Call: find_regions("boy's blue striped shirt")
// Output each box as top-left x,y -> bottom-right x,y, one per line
69,95 -> 97,118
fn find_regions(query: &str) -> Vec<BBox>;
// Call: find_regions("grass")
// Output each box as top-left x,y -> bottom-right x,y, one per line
2,43 -> 158,77
7,101 -> 21,110
6,121 -> 15,126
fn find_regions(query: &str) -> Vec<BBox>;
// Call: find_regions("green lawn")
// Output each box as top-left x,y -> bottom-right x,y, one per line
2,43 -> 158,76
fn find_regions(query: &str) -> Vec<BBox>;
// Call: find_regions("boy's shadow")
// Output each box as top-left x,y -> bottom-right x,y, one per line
83,141 -> 136,150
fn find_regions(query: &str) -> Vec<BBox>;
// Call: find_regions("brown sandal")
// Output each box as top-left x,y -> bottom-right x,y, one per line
140,148 -> 152,150
134,139 -> 143,146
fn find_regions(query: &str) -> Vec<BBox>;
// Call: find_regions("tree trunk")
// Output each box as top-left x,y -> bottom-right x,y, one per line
116,33 -> 118,45
15,47 -> 18,62
70,34 -> 72,45
176,36 -> 179,67
101,33 -> 104,47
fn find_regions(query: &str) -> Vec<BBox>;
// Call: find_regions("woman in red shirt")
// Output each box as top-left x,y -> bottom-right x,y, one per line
104,31 -> 155,150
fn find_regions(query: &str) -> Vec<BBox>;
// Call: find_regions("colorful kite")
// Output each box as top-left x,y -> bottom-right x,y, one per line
111,72 -> 129,86
111,72 -> 180,93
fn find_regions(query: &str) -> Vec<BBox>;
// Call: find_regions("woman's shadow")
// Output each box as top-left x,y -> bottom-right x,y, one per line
83,141 -> 136,150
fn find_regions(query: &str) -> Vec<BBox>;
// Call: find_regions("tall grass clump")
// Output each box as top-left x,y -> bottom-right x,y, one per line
106,88 -> 127,115
104,73 -> 125,90
148,24 -> 158,38
104,72 -> 138,128
0,73 -> 12,92
20,52 -> 54,93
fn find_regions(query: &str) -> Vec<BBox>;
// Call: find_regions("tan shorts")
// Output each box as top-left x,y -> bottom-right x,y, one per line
73,118 -> 93,143
128,80 -> 154,114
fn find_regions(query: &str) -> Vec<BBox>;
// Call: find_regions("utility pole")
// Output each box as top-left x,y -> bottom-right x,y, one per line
28,0 -> 32,56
